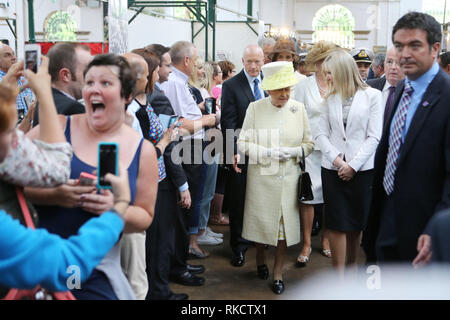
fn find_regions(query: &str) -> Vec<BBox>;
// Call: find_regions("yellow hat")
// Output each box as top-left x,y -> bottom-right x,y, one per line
261,61 -> 298,91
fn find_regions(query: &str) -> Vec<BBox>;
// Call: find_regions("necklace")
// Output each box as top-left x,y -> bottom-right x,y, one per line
316,76 -> 327,97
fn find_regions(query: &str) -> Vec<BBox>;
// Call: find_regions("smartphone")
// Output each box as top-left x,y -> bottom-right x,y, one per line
24,44 -> 41,73
17,109 -> 25,124
158,114 -> 179,130
204,97 -> 216,115
168,115 -> 179,128
24,95 -> 34,111
97,142 -> 118,189
76,172 -> 97,186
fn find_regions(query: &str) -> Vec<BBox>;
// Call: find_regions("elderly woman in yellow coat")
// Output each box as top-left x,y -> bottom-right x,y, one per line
237,61 -> 314,294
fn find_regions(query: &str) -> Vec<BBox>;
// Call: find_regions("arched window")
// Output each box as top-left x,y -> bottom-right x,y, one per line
44,11 -> 77,42
312,4 -> 355,48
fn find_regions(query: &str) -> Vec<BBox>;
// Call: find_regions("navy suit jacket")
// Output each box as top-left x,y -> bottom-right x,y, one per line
367,77 -> 386,92
220,69 -> 267,165
33,88 -> 85,126
426,209 -> 450,263
364,69 -> 450,262
148,86 -> 175,116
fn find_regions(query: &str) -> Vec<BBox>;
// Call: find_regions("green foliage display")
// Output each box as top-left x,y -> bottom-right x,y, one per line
46,11 -> 77,42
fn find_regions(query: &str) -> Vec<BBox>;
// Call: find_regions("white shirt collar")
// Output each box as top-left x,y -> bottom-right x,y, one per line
170,66 -> 189,83
243,69 -> 262,86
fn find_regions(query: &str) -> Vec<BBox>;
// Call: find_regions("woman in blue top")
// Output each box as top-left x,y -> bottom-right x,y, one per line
0,58 -> 130,293
25,54 -> 159,300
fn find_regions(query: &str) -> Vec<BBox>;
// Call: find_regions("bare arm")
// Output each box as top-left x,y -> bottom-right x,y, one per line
122,140 -> 159,233
178,115 -> 216,135
23,56 -> 66,144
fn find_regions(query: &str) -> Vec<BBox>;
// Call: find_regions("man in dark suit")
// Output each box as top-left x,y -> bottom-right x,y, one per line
145,43 -> 206,289
412,208 -> 450,267
367,47 -> 405,129
363,12 -> 450,264
221,44 -> 267,267
33,43 -> 91,126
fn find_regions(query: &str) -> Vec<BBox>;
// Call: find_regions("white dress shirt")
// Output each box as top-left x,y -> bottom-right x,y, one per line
160,67 -> 204,139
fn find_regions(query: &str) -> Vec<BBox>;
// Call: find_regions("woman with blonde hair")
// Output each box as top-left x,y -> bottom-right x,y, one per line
294,41 -> 338,266
188,56 -> 207,113
238,61 -> 314,294
315,50 -> 382,278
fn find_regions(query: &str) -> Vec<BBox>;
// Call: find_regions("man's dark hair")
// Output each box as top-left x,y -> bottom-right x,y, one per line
440,51 -> 450,68
145,43 -> 170,67
47,42 -> 90,82
392,12 -> 442,48
83,53 -> 136,101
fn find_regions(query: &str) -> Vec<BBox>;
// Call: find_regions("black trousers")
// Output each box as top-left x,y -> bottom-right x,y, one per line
228,168 -> 252,254
146,178 -> 180,299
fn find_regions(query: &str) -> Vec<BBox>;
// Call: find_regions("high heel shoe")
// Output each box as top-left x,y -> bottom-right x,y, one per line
320,248 -> 332,258
257,264 -> 269,280
271,280 -> 285,294
296,247 -> 312,268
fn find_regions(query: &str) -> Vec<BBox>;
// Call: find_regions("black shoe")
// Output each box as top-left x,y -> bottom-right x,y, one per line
171,271 -> 205,286
231,251 -> 245,267
272,280 -> 285,295
257,264 -> 269,280
167,292 -> 189,300
187,264 -> 205,275
311,226 -> 320,236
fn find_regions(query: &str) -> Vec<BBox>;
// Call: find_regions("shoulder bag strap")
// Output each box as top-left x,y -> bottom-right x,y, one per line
16,187 -> 35,230
299,147 -> 305,173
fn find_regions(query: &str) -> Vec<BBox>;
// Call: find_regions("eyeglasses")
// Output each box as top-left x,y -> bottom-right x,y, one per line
385,60 -> 399,67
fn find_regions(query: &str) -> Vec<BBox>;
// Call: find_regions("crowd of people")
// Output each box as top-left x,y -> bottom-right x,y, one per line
0,11 -> 450,300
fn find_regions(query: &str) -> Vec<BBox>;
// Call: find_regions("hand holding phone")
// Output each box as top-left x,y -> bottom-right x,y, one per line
205,97 -> 216,115
24,44 -> 41,73
158,114 -> 180,130
22,55 -> 52,97
76,172 -> 97,186
97,142 -> 118,189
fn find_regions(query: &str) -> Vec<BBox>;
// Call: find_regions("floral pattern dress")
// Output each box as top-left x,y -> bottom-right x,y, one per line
0,129 -> 72,187
145,103 -> 166,182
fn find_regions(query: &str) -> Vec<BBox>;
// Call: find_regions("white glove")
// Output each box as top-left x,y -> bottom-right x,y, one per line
279,147 -> 299,160
264,148 -> 289,161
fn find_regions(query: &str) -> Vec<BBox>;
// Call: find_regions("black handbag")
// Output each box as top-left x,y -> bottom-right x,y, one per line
298,148 -> 314,202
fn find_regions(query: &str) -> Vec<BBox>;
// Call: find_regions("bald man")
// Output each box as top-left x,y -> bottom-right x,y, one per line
220,44 -> 267,267
123,52 -> 149,137
367,47 -> 405,128
0,44 -> 34,120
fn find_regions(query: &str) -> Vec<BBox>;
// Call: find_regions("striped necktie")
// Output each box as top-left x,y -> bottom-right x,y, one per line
383,81 -> 414,195
253,78 -> 262,101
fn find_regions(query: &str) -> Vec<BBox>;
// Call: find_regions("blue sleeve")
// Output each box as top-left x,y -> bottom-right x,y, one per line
0,210 -> 124,292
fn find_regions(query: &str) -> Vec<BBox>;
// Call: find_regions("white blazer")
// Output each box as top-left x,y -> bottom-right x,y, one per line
315,87 -> 383,172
